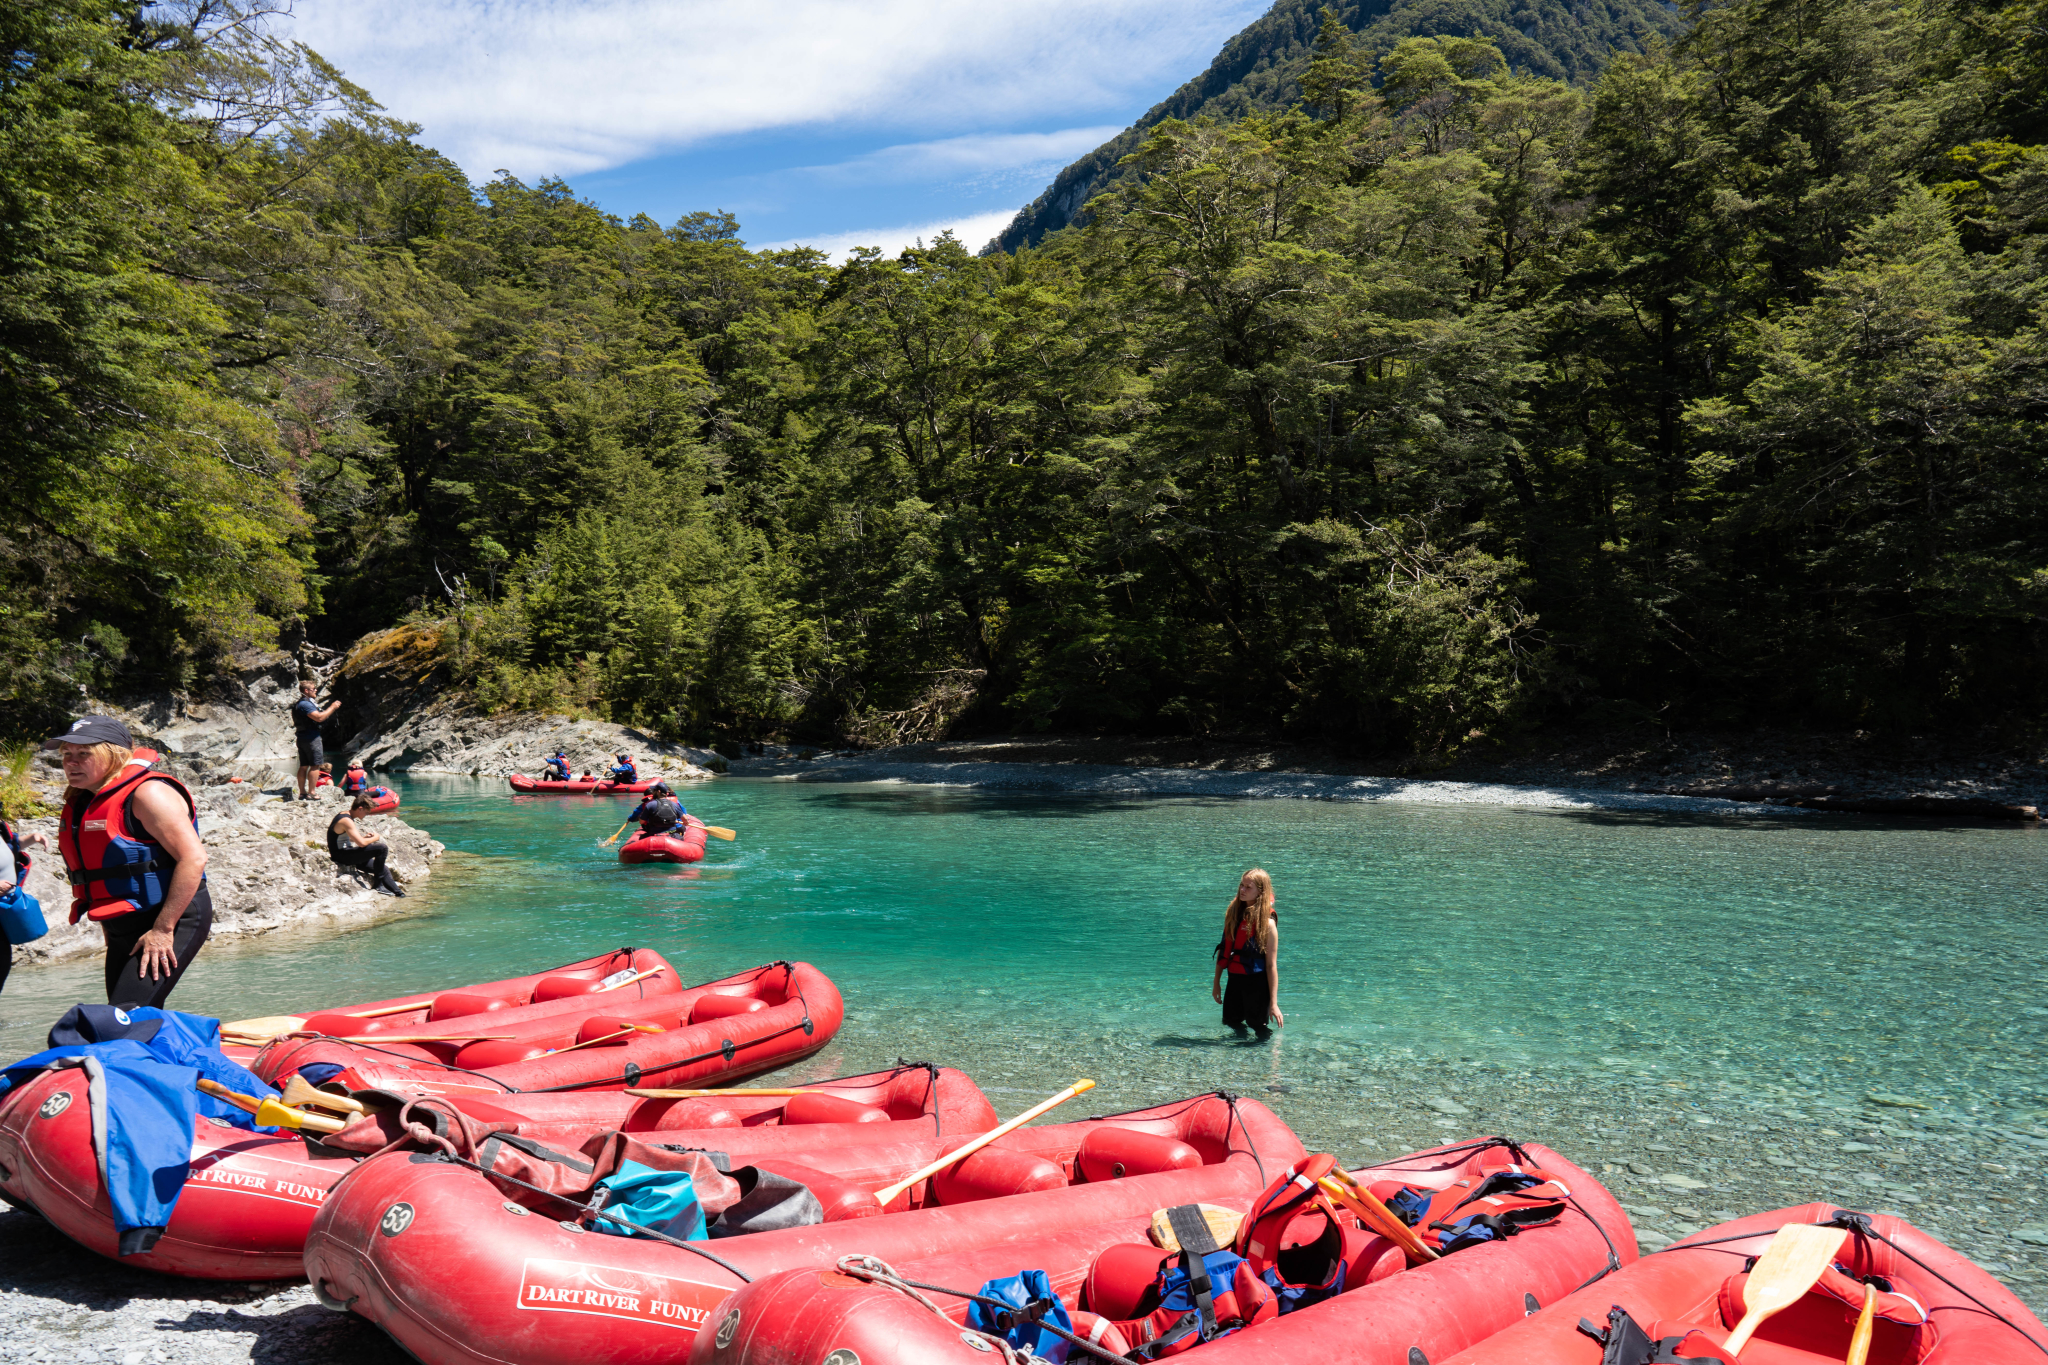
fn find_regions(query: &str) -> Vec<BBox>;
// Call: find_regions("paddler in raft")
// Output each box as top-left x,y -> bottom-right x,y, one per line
542,749 -> 571,782
626,783 -> 685,837
1212,867 -> 1282,1040
608,751 -> 638,784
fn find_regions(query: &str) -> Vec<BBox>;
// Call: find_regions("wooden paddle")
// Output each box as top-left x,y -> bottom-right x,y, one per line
1722,1223 -> 1849,1355
1845,1281 -> 1877,1365
874,1079 -> 1096,1207
550,1023 -> 665,1053
601,818 -> 634,846
702,825 -> 736,841
196,1078 -> 348,1135
221,998 -> 432,1041
1318,1170 -> 1440,1263
329,1033 -> 515,1043
625,1086 -> 818,1099
348,999 -> 437,1019
596,967 -> 665,992
281,1074 -> 367,1115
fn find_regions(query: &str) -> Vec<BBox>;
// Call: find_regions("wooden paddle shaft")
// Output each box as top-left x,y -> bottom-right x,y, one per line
196,1077 -> 260,1114
348,999 -> 436,1019
331,1033 -> 515,1043
1723,1223 -> 1849,1355
553,1024 -> 662,1054
874,1079 -> 1096,1206
1845,1281 -> 1878,1365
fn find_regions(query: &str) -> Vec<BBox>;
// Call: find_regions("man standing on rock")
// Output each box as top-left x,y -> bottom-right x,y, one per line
291,679 -> 341,801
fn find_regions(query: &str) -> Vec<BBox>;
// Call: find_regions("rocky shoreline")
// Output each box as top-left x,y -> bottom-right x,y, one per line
6,759 -> 442,970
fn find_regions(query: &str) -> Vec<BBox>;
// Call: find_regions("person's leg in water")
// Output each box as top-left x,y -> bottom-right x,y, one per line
1222,972 -> 1273,1042
102,890 -> 213,1010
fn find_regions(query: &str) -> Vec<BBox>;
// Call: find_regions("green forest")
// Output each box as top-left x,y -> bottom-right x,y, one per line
4,0 -> 2044,756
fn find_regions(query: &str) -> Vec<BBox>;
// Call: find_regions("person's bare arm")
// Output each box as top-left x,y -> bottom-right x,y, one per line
1265,921 -> 1283,1027
126,780 -> 208,981
312,699 -> 342,721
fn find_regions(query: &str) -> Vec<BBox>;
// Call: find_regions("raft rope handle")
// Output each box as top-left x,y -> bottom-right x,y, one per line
1640,1212 -> 2048,1359
834,1254 -> 1129,1365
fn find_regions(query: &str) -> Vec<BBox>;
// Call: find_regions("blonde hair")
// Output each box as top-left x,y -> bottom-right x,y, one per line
65,741 -> 135,793
1222,867 -> 1276,958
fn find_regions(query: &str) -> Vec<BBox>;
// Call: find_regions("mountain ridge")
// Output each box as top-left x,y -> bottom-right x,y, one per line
985,0 -> 1683,253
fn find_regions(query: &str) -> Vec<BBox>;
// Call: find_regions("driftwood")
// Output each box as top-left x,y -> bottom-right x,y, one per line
1663,788 -> 2039,822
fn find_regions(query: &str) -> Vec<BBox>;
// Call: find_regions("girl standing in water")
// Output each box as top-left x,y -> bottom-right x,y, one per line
1212,867 -> 1282,1038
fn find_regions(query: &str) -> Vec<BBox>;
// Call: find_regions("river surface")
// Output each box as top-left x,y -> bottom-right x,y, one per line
6,773 -> 2043,1114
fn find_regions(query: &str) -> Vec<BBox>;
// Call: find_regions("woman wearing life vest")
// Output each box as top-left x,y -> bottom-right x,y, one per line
327,794 -> 405,896
340,760 -> 369,796
0,801 -> 51,997
1211,868 -> 1282,1039
50,715 -> 212,1009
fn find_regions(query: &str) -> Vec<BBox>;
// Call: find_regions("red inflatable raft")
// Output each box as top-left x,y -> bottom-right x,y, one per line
509,774 -> 658,794
694,1136 -> 1634,1365
1440,1202 -> 2048,1365
254,960 -> 841,1095
0,1063 -> 994,1281
303,1092 -> 1303,1365
620,817 -> 710,864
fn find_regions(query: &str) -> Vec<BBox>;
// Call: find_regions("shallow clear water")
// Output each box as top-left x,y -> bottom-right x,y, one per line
6,775 -> 2045,1113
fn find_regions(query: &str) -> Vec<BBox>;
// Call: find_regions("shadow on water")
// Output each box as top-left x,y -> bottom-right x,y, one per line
1152,1033 -> 1272,1050
796,790 -> 1244,820
1521,805 -> 2046,835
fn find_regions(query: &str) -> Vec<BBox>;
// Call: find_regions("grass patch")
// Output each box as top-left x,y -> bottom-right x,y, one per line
0,743 -> 56,819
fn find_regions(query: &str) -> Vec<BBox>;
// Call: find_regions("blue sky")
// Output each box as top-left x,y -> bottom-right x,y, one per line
283,0 -> 1270,257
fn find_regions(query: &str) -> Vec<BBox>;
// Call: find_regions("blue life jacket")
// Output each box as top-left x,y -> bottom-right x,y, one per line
610,762 -> 637,783
545,755 -> 570,780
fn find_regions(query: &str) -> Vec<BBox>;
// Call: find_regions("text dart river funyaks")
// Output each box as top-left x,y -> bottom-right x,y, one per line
694,1137 -> 1634,1364
303,1092 -> 1304,1365
0,1062 -> 990,1280
251,958 -> 841,1094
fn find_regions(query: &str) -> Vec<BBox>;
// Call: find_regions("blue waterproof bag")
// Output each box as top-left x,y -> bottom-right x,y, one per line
0,886 -> 48,944
967,1268 -> 1073,1362
590,1159 -> 709,1241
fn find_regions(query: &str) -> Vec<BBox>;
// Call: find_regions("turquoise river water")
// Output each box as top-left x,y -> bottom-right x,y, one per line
5,773 -> 2044,1116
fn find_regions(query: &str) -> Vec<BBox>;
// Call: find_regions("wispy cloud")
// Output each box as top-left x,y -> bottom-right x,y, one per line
283,0 -> 1264,179
762,208 -> 1023,263
801,127 -> 1127,185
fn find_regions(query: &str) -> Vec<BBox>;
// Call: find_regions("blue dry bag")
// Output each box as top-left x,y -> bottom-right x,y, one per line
590,1159 -> 708,1242
0,885 -> 47,945
967,1268 -> 1073,1362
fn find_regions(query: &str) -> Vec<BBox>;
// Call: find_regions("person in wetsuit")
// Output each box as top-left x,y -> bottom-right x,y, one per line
1211,866 -> 1283,1040
627,783 -> 685,837
328,794 -> 406,896
52,715 -> 213,1010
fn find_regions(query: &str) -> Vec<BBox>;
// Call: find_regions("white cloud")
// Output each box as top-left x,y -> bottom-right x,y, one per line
762,208 -> 1023,263
280,0 -> 1263,178
801,126 -> 1126,184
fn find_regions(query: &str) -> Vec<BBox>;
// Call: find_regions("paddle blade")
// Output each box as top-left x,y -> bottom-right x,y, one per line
222,1015 -> 304,1040
705,826 -> 736,840
282,1074 -> 366,1115
1723,1223 -> 1849,1354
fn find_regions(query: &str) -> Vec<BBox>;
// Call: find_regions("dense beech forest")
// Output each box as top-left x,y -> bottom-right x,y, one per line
4,0 -> 2044,755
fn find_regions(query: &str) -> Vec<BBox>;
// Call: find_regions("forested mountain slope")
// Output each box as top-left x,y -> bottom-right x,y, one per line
986,0 -> 1683,252
4,0 -> 2044,759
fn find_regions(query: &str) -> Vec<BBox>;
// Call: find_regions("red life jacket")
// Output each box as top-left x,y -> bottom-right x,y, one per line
1391,1162 -> 1574,1253
341,766 -> 368,795
1217,914 -> 1268,975
58,753 -> 203,924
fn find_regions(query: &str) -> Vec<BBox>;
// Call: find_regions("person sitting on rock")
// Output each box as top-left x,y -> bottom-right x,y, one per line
628,784 -> 684,836
340,760 -> 369,796
543,750 -> 571,782
313,762 -> 334,790
328,795 -> 406,897
608,752 -> 638,784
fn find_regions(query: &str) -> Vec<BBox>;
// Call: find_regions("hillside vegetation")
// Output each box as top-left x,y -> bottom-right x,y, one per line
3,0 -> 2044,758
987,0 -> 1685,252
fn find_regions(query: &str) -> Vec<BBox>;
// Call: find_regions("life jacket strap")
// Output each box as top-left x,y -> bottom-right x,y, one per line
68,859 -> 162,886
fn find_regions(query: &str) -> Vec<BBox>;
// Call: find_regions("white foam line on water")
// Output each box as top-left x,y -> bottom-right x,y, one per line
735,757 -> 1814,818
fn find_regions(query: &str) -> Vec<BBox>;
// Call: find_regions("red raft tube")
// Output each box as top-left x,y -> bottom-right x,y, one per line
0,1063 -> 994,1282
1440,1202 -> 2048,1365
302,1092 -> 1304,1365
254,960 -> 842,1095
694,1135 -> 1634,1365
509,774 -> 659,795
620,816 -> 710,865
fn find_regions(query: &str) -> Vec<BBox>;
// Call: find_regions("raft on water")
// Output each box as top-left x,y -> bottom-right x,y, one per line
620,817 -> 709,865
509,774 -> 658,795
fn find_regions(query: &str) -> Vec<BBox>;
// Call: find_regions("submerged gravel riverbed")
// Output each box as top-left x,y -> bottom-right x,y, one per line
3,1011 -> 2042,1363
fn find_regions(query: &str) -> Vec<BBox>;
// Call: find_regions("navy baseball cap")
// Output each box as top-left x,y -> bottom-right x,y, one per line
46,715 -> 134,747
